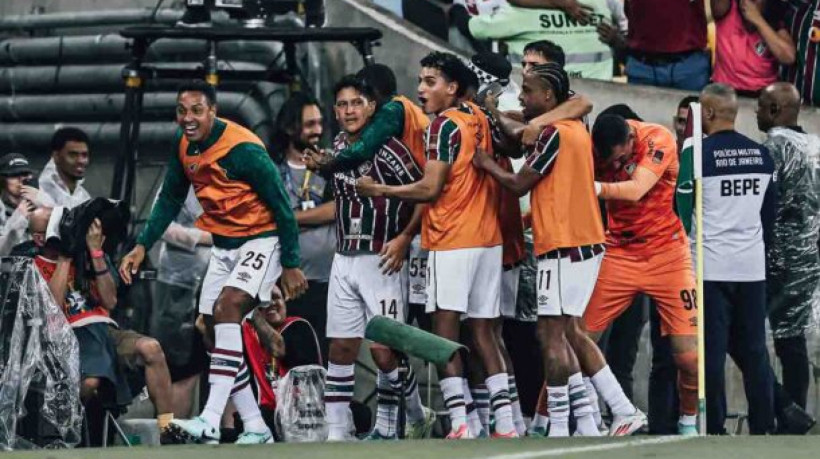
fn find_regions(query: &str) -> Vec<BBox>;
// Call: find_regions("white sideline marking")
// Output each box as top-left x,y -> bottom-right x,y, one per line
481,435 -> 695,459
340,0 -> 465,57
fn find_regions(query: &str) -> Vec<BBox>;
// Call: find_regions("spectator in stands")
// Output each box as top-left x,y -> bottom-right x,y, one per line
0,153 -> 37,255
449,0 -> 507,53
150,186 -> 212,417
40,127 -> 91,208
29,208 -> 180,444
698,83 -> 776,435
467,0 -> 627,80
674,96 -> 700,151
624,0 -> 709,90
271,92 -> 336,364
780,0 -> 820,107
711,0 -> 796,97
757,82 -> 820,423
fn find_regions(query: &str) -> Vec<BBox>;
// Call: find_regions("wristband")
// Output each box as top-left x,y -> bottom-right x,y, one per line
90,249 -> 105,259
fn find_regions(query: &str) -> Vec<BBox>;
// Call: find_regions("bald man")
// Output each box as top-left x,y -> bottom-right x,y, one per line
758,82 -> 820,424
698,83 -> 776,434
29,208 -> 180,444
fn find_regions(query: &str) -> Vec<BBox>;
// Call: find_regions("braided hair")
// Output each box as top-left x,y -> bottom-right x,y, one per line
528,63 -> 570,104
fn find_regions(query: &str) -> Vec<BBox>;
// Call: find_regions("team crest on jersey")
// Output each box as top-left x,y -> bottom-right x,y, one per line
625,163 -> 637,175
350,218 -> 362,235
652,150 -> 665,164
188,163 -> 198,173
755,41 -> 767,56
357,161 -> 373,176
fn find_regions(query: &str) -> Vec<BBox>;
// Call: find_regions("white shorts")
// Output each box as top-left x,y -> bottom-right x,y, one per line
199,236 -> 282,315
536,251 -> 603,317
327,253 -> 408,339
425,245 -> 502,319
407,235 -> 428,305
500,266 -> 521,318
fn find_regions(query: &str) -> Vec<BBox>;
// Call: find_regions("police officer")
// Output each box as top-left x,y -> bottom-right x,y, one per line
698,83 -> 776,435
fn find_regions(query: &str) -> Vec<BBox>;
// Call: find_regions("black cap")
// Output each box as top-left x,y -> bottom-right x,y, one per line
0,153 -> 34,177
468,52 -> 512,87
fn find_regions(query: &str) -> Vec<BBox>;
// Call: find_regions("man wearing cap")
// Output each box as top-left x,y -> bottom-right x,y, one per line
0,153 -> 40,255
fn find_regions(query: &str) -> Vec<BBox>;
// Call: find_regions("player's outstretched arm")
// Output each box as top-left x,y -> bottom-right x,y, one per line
356,161 -> 450,203
473,147 -> 540,197
124,150 -> 191,285
522,94 -> 593,146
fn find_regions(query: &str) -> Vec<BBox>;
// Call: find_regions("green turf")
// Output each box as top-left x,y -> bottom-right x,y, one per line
7,436 -> 820,459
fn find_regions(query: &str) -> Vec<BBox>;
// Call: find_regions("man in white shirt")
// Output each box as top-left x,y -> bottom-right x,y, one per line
40,127 -> 92,208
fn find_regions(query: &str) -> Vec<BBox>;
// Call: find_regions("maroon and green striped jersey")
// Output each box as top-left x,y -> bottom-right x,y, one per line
782,1 -> 820,107
331,133 -> 423,253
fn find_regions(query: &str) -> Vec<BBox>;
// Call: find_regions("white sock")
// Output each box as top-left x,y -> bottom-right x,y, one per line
375,369 -> 399,436
398,365 -> 426,424
679,414 -> 697,426
231,384 -> 269,434
470,384 -> 490,430
584,376 -> 603,427
508,375 -> 526,436
547,385 -> 570,437
325,362 -> 355,435
462,380 -> 484,436
202,323 -> 243,428
568,372 -> 600,437
486,372 -> 515,435
591,366 -> 636,417
531,413 -> 550,429
440,377 -> 467,431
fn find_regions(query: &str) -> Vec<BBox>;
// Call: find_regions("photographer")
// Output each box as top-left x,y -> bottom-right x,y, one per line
0,153 -> 43,256
28,207 -> 181,444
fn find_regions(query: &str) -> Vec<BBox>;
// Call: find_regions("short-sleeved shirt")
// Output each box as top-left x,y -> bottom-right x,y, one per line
34,255 -> 117,328
712,1 -> 780,92
280,162 -> 336,281
781,0 -> 820,107
331,133 -> 422,253
598,120 -> 684,253
698,130 -> 775,281
626,0 -> 707,54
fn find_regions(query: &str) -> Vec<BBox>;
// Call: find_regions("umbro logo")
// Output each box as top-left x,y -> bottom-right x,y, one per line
538,295 -> 549,304
236,272 -> 252,283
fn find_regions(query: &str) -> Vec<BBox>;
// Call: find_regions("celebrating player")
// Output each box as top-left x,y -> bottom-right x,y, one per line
585,114 -> 700,435
315,75 -> 434,441
119,80 -> 307,444
357,51 -> 517,439
473,63 -> 605,437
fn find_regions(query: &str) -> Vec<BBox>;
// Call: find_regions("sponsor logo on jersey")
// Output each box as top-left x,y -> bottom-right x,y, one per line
236,272 -> 252,283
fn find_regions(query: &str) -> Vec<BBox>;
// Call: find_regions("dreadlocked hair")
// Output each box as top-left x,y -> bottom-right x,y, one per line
529,63 -> 570,104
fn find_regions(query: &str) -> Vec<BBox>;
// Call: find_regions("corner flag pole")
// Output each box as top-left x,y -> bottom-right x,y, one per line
690,101 -> 706,435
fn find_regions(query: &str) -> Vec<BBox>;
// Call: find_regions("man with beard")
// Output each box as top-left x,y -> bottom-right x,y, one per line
119,80 -> 307,445
40,127 -> 92,208
272,92 -> 336,363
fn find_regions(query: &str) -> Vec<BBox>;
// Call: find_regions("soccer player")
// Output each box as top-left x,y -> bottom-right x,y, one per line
357,51 -> 517,439
119,80 -> 308,444
586,114 -> 699,435
321,75 -> 434,442
310,64 -> 430,174
473,63 -> 604,437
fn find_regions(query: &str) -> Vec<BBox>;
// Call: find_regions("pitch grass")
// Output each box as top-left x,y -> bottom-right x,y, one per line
6,436 -> 820,459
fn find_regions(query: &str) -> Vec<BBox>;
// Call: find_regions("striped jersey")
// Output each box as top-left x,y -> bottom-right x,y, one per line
331,132 -> 422,253
782,0 -> 820,107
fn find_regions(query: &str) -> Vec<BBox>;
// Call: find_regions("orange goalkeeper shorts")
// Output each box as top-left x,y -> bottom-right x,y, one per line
584,240 -> 697,336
